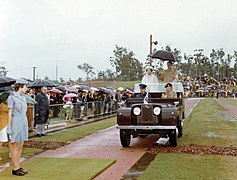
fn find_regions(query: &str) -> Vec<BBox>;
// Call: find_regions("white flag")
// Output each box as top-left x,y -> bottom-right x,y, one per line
143,92 -> 149,104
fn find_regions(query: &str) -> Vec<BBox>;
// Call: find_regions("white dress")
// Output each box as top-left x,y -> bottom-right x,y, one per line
141,74 -> 158,84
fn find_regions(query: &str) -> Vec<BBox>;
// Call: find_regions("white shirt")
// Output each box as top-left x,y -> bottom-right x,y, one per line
141,74 -> 159,84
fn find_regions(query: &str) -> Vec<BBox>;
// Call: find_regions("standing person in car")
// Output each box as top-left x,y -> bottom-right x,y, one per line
141,66 -> 158,84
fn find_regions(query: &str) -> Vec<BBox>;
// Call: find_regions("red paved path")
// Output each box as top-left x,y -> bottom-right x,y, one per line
215,99 -> 237,118
37,98 -> 200,180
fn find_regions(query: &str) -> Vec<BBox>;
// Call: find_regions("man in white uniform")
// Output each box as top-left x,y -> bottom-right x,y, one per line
141,66 -> 158,84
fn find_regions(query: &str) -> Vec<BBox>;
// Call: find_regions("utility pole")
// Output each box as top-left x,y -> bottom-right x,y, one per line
56,60 -> 59,82
150,34 -> 152,66
32,67 -> 37,81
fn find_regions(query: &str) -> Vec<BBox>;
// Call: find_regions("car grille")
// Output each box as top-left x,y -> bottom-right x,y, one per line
137,104 -> 159,124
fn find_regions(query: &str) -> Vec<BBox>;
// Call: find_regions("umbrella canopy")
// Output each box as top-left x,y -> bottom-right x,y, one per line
55,85 -> 66,91
23,94 -> 38,104
0,76 -> 16,88
49,88 -> 63,94
64,93 -> 78,98
98,87 -> 114,95
0,91 -> 11,103
79,84 -> 91,91
72,85 -> 81,89
90,87 -> 99,91
0,86 -> 14,92
150,50 -> 177,62
28,79 -> 56,88
65,86 -> 78,93
0,92 -> 37,104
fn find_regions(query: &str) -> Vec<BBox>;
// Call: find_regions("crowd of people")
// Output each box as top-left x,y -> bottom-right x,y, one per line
182,76 -> 236,98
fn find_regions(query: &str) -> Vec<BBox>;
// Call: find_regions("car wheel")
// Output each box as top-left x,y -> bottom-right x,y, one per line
178,125 -> 183,137
169,130 -> 177,146
120,129 -> 131,147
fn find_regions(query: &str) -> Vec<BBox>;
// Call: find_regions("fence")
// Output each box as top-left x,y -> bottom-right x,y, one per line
27,100 -> 119,130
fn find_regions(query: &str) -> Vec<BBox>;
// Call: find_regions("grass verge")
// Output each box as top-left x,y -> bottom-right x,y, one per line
0,147 -> 42,165
139,153 -> 237,180
221,98 -> 237,107
31,117 -> 116,142
0,158 -> 116,180
139,98 -> 237,179
180,98 -> 237,147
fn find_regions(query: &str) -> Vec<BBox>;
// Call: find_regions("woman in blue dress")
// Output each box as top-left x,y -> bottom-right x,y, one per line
7,80 -> 28,176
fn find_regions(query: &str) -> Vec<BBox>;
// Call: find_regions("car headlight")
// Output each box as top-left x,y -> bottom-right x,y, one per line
133,107 -> 141,116
153,107 -> 161,115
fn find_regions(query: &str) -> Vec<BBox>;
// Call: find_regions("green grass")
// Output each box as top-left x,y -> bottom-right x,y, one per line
0,147 -> 42,165
140,98 -> 237,179
109,81 -> 140,89
180,98 -> 237,147
31,117 -> 116,142
0,157 -> 115,180
221,98 -> 237,107
139,153 -> 237,180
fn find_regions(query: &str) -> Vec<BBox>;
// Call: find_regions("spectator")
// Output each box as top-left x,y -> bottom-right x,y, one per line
35,86 -> 49,137
63,97 -> 74,124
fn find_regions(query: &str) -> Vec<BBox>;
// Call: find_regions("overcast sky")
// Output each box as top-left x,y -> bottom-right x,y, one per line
0,0 -> 236,81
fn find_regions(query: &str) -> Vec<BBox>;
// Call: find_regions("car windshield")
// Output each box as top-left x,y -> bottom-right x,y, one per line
134,82 -> 184,93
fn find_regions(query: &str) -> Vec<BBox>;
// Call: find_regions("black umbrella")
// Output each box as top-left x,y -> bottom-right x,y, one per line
149,50 -> 177,62
0,76 -> 16,88
0,85 -> 14,92
28,79 -> 56,88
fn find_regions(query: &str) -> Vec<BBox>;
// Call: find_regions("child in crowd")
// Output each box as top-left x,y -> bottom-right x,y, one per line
63,97 -> 74,125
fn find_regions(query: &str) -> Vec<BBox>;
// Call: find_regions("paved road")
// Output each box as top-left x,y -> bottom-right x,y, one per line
37,98 -> 200,180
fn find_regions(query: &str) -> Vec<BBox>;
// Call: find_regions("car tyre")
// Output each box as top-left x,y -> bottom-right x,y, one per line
120,129 -> 131,147
178,125 -> 183,137
169,130 -> 177,146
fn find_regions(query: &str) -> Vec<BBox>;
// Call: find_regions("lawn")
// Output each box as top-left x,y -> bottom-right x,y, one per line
0,147 -> 42,165
0,117 -> 116,166
31,117 -> 116,142
140,98 -> 237,179
139,153 -> 237,180
179,98 -> 237,147
221,98 -> 237,107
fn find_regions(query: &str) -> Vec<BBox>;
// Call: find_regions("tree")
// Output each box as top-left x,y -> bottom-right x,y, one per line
0,66 -> 8,76
97,69 -> 116,81
77,63 -> 95,81
110,45 -> 143,81
233,51 -> 237,78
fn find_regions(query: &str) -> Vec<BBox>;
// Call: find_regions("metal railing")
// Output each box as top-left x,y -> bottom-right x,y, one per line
26,100 -> 119,130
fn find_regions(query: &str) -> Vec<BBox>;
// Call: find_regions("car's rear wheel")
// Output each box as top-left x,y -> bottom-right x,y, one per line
169,130 -> 177,146
120,129 -> 131,147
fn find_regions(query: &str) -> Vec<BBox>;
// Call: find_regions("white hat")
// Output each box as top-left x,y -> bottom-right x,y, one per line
145,66 -> 154,71
117,87 -> 124,91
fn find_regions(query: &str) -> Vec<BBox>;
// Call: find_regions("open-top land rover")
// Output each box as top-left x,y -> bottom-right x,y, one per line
117,82 -> 185,147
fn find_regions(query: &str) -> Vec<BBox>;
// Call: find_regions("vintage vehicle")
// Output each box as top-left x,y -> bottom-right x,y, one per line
117,82 -> 185,147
